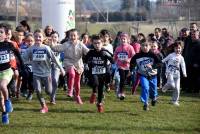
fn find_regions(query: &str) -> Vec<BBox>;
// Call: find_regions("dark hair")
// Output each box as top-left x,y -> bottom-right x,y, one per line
20,20 -> 31,32
138,33 -> 146,41
173,41 -> 184,49
16,25 -> 25,33
100,29 -> 110,36
131,35 -> 138,42
0,23 -> 9,34
140,40 -> 148,46
91,34 -> 101,42
70,28 -> 78,33
51,31 -> 59,37
81,33 -> 89,39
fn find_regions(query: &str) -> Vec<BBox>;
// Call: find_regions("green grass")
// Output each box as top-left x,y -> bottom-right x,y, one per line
0,86 -> 200,134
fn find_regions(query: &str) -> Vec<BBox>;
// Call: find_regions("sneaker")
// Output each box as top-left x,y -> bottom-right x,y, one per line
172,101 -> 180,106
5,99 -> 13,113
151,99 -> 157,106
97,103 -> 104,113
76,96 -> 83,104
26,93 -> 33,100
50,101 -> 56,105
119,93 -> 125,100
143,104 -> 149,111
162,87 -> 167,93
105,84 -> 111,93
89,93 -> 96,104
67,91 -> 73,98
2,112 -> 9,125
40,106 -> 48,113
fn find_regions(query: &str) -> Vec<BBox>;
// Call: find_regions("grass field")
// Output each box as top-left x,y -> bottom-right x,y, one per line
0,86 -> 200,134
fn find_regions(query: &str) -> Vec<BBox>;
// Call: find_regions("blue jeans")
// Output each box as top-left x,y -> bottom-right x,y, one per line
140,75 -> 158,105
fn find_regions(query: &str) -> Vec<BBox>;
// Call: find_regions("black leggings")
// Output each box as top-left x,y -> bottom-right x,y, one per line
91,75 -> 105,104
118,69 -> 129,93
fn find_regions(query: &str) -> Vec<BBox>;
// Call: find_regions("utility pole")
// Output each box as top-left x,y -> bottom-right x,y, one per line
15,0 -> 19,27
106,8 -> 109,23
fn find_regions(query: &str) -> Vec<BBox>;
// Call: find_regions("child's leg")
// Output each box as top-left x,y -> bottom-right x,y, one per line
114,74 -> 120,97
74,72 -> 82,104
97,76 -> 105,104
149,76 -> 158,106
43,76 -> 53,97
89,75 -> 98,104
74,72 -> 81,97
132,73 -> 140,94
67,67 -> 75,97
118,69 -> 129,99
162,74 -> 175,92
140,76 -> 150,106
33,76 -> 44,106
0,80 -> 10,101
51,68 -> 60,103
0,69 -> 13,113
0,91 -> 5,112
172,77 -> 180,103
96,76 -> 105,113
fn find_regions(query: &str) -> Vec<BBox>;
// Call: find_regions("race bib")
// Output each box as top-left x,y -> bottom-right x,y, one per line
92,66 -> 106,74
0,54 -> 9,64
117,53 -> 128,61
33,49 -> 47,61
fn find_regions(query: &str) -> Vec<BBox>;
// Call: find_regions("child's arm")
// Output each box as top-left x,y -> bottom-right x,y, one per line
129,55 -> 137,72
82,43 -> 90,56
180,56 -> 187,77
51,43 -> 65,52
162,54 -> 170,63
47,46 -> 65,76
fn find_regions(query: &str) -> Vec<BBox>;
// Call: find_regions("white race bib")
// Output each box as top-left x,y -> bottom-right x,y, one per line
92,66 -> 106,74
0,54 -> 9,64
32,49 -> 47,61
118,53 -> 128,61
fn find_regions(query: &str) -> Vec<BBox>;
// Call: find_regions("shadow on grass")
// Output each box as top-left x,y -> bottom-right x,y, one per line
13,107 -> 139,115
8,123 -> 200,133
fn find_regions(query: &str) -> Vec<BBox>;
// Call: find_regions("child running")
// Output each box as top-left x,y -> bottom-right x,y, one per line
24,29 -> 65,113
114,32 -> 135,100
20,33 -> 34,100
162,41 -> 187,106
52,29 -> 89,104
130,40 -> 162,111
0,23 -> 24,124
49,31 -> 62,104
85,35 -> 113,112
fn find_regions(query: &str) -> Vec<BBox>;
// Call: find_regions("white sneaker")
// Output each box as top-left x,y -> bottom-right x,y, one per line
172,101 -> 180,106
162,87 -> 167,93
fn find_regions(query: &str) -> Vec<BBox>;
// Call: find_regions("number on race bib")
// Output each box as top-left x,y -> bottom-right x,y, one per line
92,66 -> 106,74
0,54 -> 9,64
33,54 -> 46,61
118,53 -> 128,61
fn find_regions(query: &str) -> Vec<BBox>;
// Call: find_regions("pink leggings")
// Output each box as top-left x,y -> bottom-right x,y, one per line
67,67 -> 81,96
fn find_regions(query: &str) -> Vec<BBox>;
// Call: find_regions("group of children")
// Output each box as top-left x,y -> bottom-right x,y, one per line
0,22 -> 189,125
